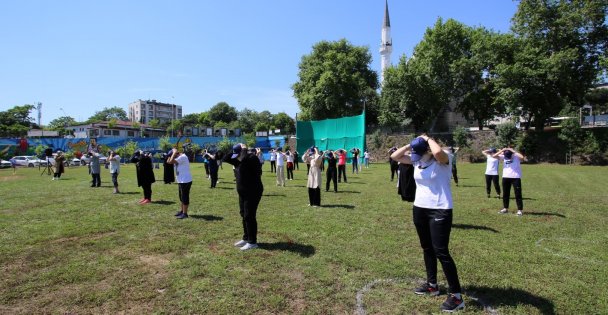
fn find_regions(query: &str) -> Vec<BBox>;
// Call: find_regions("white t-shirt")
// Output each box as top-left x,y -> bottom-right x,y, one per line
109,155 -> 120,173
485,155 -> 499,175
175,154 -> 192,183
286,154 -> 294,163
276,152 -> 285,166
500,155 -> 522,179
270,152 -> 276,161
413,159 -> 453,209
364,152 -> 370,159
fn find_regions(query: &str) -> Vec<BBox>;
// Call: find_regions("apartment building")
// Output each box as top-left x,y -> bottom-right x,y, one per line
128,99 -> 182,125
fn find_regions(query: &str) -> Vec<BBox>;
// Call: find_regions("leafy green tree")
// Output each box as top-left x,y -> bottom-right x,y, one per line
148,119 -> 161,129
496,122 -> 519,148
124,140 -> 139,161
158,136 -> 172,151
208,102 -> 238,125
452,126 -> 469,148
87,106 -> 128,123
217,136 -> 234,154
495,0 -> 608,130
0,105 -> 35,137
293,39 -> 379,121
585,88 -> 608,114
48,116 -> 77,136
241,132 -> 257,148
255,122 -> 269,132
237,108 -> 259,133
272,112 -> 295,134
181,113 -> 199,126
197,112 -> 212,127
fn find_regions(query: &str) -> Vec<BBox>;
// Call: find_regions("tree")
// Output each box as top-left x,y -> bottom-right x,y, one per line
496,122 -> 519,148
0,105 -> 36,137
208,102 -> 238,125
197,112 -> 212,128
272,112 -> 295,134
87,106 -> 128,123
237,108 -> 259,133
495,0 -> 608,130
48,116 -> 77,136
452,29 -> 513,130
148,119 -> 161,129
181,113 -> 199,126
585,88 -> 608,114
292,39 -> 379,121
452,126 -> 470,148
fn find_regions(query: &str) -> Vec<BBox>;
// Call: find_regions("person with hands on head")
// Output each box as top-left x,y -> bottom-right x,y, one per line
482,148 -> 501,198
107,150 -> 121,193
168,146 -> 193,219
131,150 -> 155,205
324,150 -> 338,193
390,134 -> 465,313
302,146 -> 323,206
336,149 -> 347,183
388,146 -> 399,181
223,143 -> 264,251
203,149 -> 219,188
493,146 -> 524,216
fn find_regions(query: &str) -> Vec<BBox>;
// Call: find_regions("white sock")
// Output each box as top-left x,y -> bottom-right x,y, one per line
453,293 -> 462,299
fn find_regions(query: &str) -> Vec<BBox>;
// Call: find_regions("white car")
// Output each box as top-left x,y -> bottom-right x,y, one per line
10,156 -> 48,167
0,159 -> 11,169
80,154 -> 107,165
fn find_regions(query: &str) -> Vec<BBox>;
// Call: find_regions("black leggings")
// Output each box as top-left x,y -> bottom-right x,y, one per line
390,161 -> 398,181
326,168 -> 337,192
111,172 -> 119,187
338,165 -> 347,182
502,177 -> 523,210
413,206 -> 461,293
142,183 -> 152,200
178,182 -> 192,205
485,174 -> 500,196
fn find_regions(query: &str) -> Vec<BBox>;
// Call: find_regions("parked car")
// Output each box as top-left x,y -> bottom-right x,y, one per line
70,158 -> 82,166
0,159 -> 11,169
80,154 -> 107,165
10,156 -> 48,167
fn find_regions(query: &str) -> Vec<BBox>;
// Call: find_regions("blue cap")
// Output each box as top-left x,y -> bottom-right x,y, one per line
231,144 -> 242,159
489,147 -> 497,154
504,150 -> 513,159
410,137 -> 429,162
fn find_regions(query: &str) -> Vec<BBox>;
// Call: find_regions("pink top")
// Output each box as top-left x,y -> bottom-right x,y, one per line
338,152 -> 346,165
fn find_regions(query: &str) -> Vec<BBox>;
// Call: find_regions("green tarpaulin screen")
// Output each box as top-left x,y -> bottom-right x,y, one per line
296,111 -> 365,161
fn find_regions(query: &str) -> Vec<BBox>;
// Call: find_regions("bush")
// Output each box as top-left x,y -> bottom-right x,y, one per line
496,122 -> 519,148
452,126 -> 469,148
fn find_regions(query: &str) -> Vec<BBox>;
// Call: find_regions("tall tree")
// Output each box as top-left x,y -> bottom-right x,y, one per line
495,0 -> 608,130
0,105 -> 36,137
87,106 -> 128,123
272,112 -> 295,134
208,102 -> 238,125
237,108 -> 259,133
292,39 -> 379,121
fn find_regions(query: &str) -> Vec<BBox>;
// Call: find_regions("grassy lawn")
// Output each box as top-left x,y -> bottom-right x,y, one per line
0,162 -> 607,314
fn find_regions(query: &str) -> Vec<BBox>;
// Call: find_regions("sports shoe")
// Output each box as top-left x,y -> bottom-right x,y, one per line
499,208 -> 508,214
240,243 -> 258,251
517,210 -> 523,216
440,294 -> 465,312
176,213 -> 188,219
414,283 -> 440,296
234,240 -> 247,247
175,211 -> 183,216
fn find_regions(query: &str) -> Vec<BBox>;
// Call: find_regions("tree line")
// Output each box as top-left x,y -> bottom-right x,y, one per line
293,0 -> 608,132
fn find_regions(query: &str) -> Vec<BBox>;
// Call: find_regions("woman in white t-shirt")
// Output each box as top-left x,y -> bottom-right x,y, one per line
390,135 -> 464,312
494,147 -> 524,216
482,148 -> 501,198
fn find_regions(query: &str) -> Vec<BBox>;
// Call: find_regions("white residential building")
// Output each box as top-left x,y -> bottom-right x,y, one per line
128,99 -> 182,125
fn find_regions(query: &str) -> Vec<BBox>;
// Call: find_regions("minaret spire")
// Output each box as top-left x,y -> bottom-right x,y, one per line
379,0 -> 393,84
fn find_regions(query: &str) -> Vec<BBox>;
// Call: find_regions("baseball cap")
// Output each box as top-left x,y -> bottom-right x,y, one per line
231,144 -> 242,159
410,137 -> 430,162
489,147 -> 497,154
504,150 -> 513,159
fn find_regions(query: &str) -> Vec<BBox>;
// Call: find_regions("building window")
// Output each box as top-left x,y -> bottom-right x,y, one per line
128,131 -> 135,137
104,130 -> 112,136
112,130 -> 120,136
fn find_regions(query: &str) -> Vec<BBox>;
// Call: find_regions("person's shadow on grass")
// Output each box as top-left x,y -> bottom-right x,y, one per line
321,204 -> 355,209
522,211 -> 565,218
453,223 -> 499,233
465,285 -> 555,315
153,200 -> 176,205
188,214 -> 223,221
258,242 -> 315,257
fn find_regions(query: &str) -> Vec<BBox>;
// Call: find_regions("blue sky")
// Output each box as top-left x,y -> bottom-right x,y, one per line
0,0 -> 518,125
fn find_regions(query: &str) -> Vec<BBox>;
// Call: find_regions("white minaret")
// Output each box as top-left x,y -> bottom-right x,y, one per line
379,0 -> 393,84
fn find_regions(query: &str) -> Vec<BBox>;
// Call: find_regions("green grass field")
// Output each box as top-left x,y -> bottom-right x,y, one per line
1,162 -> 607,314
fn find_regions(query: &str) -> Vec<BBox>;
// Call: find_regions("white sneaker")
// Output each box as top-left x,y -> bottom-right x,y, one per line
517,210 -> 523,216
499,208 -> 508,214
240,243 -> 258,251
234,240 -> 247,247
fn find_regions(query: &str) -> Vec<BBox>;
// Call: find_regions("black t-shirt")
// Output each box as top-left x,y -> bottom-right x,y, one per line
326,156 -> 337,169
